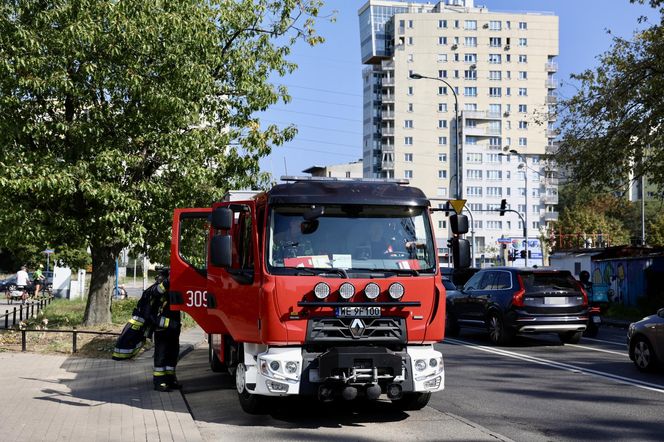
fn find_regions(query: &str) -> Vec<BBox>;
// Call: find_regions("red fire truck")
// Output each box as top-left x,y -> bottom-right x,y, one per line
169,177 -> 446,413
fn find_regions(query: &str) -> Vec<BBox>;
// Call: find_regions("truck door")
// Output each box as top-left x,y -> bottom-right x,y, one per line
169,208 -> 227,334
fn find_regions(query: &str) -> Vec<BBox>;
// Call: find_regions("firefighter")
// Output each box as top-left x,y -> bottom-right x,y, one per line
151,275 -> 182,392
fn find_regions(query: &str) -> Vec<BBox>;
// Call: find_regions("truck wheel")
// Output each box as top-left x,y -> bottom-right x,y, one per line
559,331 -> 582,345
236,362 -> 267,414
391,392 -> 431,411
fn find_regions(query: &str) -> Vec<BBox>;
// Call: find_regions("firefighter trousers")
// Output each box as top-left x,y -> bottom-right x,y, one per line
153,326 -> 181,388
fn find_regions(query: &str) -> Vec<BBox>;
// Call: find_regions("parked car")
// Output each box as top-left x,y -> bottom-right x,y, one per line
628,308 -> 664,372
442,276 -> 462,337
441,267 -> 480,288
446,267 -> 589,345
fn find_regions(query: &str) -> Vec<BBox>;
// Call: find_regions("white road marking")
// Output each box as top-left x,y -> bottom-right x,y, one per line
582,337 -> 627,346
444,338 -> 664,395
565,343 -> 627,356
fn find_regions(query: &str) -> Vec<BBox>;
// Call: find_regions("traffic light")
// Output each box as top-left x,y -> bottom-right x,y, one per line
450,214 -> 469,235
449,237 -> 471,269
520,250 -> 527,259
499,199 -> 507,216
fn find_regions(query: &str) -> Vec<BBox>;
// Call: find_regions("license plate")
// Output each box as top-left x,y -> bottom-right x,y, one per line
336,306 -> 381,318
544,297 -> 566,305
592,316 -> 601,324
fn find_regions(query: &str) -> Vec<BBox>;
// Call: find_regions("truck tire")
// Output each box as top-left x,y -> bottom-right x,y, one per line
236,362 -> 268,414
391,392 -> 431,411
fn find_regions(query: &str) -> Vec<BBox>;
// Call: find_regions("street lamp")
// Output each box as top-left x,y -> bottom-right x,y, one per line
410,73 -> 462,199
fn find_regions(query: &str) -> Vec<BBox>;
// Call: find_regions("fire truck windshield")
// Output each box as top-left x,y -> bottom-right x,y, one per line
267,205 -> 436,274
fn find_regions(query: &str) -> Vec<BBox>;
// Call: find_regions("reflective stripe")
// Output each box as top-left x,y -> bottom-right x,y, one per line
165,366 -> 175,371
153,371 -> 168,377
157,283 -> 166,294
159,317 -> 170,328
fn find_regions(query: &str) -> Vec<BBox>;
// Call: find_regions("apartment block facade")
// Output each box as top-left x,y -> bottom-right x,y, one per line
359,0 -> 560,262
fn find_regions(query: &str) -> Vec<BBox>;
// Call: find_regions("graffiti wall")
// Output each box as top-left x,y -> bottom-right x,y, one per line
591,257 -> 664,307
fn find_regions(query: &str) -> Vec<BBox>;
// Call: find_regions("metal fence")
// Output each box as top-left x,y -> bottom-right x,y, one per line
17,328 -> 120,353
2,296 -> 55,329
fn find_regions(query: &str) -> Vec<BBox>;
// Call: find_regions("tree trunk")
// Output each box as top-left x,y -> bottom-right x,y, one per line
83,246 -> 116,325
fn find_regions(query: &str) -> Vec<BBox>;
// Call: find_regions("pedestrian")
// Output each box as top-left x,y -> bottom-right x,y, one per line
16,265 -> 30,303
33,264 -> 45,298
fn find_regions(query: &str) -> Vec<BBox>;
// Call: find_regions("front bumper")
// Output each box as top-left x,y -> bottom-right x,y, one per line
249,345 -> 444,397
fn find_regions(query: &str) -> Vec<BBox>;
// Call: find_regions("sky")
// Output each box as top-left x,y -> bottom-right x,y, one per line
258,0 -> 660,181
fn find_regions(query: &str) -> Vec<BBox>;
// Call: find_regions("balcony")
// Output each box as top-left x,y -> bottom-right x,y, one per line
542,194 -> 559,205
546,78 -> 557,88
381,160 -> 394,170
545,62 -> 558,72
381,60 -> 395,71
381,110 -> 395,120
463,127 -> 502,137
382,94 -> 395,103
546,128 -> 560,138
543,211 -> 559,222
382,126 -> 395,136
546,95 -> 557,104
463,110 -> 502,120
382,143 -> 395,153
383,77 -> 395,86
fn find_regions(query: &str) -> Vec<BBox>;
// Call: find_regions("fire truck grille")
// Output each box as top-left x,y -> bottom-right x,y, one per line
306,317 -> 406,343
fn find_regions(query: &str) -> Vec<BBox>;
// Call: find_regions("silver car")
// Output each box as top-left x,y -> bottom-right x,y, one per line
628,308 -> 664,372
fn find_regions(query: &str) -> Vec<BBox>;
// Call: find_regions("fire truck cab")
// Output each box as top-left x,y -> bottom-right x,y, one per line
170,177 -> 446,413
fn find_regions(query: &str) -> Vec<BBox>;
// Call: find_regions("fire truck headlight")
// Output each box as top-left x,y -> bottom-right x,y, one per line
414,359 -> 427,372
314,282 -> 330,299
270,360 -> 280,372
285,361 -> 299,374
388,283 -> 405,300
364,283 -> 380,300
339,282 -> 355,299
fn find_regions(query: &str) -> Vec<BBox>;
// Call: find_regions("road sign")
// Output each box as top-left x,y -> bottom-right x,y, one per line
43,249 -> 54,254
497,238 -> 512,244
448,199 -> 466,214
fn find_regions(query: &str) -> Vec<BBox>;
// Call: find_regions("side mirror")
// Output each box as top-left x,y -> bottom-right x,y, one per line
211,207 -> 233,230
210,235 -> 232,267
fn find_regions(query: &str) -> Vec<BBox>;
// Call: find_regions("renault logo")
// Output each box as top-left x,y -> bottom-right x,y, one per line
350,318 -> 366,338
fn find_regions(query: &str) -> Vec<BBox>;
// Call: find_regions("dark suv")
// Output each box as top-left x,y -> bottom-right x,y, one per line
446,267 -> 588,345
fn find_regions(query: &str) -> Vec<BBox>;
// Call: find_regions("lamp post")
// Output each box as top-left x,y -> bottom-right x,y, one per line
499,150 -> 528,267
410,73 -> 461,199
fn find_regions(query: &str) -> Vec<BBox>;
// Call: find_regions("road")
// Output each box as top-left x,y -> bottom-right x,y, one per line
432,326 -> 664,441
179,325 -> 663,441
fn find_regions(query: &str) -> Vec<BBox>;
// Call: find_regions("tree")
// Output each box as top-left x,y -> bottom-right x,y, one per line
0,0 -> 325,325
556,196 -> 630,249
555,0 -> 664,195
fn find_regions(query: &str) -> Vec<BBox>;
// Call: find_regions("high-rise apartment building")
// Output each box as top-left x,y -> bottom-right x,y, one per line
358,0 -> 560,262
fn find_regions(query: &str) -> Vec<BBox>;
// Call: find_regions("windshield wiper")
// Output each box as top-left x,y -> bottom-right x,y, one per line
294,267 -> 348,279
387,269 -> 420,276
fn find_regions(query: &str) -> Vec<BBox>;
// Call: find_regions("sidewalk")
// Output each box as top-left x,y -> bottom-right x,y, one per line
0,326 -> 206,442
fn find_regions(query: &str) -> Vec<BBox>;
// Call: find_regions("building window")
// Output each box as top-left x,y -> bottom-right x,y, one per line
505,70 -> 511,79
489,54 -> 502,64
489,87 -> 502,97
489,70 -> 501,81
438,153 -> 447,161
486,153 -> 501,163
404,120 -> 413,128
438,170 -> 447,179
467,169 -> 482,179
464,87 -> 477,96
438,136 -> 448,145
486,220 -> 502,229
487,187 -> 502,196
487,170 -> 502,180
437,188 -> 448,198
465,69 -> 477,80
519,104 -> 528,113
465,36 -> 477,47
408,102 -> 414,112
404,136 -> 413,145
438,120 -> 448,129
465,20 -> 477,30
408,20 -> 414,29
437,53 -> 448,63
519,71 -> 528,80
519,137 -> 527,146
464,53 -> 477,63
438,69 -> 448,78
518,87 -> 528,96
518,54 -> 527,63
467,186 -> 482,196
506,21 -> 511,29
466,153 -> 482,163
519,38 -> 528,47
438,36 -> 448,45
407,36 -> 414,45
438,19 -> 447,29
454,53 -> 460,62
438,103 -> 448,112
405,170 -> 413,178
519,121 -> 528,129
438,86 -> 447,95
465,103 -> 477,111
407,53 -> 414,63
454,20 -> 460,29
404,153 -> 413,162
489,20 -> 501,31
489,37 -> 501,47
469,203 -> 482,211
519,21 -> 527,30
408,86 -> 414,95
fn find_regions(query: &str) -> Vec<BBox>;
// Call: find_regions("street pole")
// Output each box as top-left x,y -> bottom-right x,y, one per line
524,166 -> 529,267
463,206 -> 476,267
410,73 -> 461,199
641,174 -> 646,246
